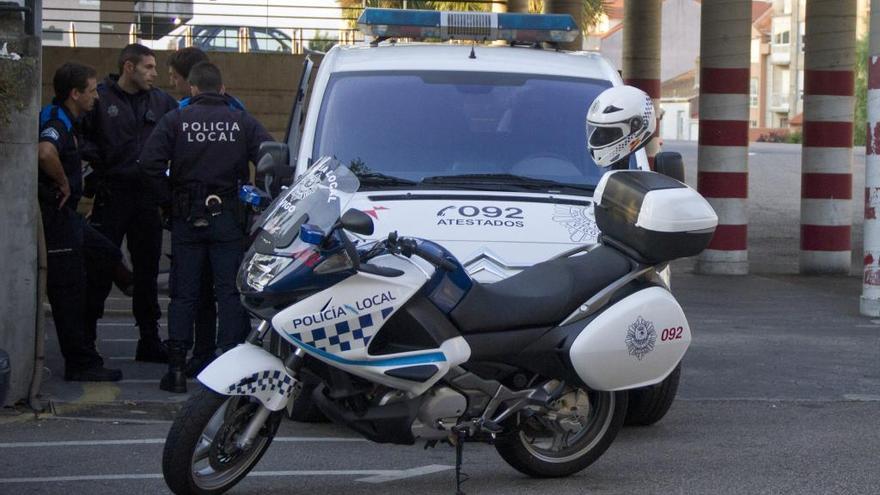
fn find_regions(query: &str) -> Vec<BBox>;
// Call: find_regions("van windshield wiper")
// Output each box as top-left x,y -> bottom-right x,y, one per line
355,171 -> 419,187
421,173 -> 595,193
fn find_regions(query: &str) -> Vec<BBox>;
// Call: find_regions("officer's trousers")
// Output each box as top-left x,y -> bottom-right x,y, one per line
168,209 -> 250,351
194,267 -> 218,357
42,204 -> 120,372
88,183 -> 163,338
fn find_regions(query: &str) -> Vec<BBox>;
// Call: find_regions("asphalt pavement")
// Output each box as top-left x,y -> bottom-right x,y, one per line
1,142 -> 878,494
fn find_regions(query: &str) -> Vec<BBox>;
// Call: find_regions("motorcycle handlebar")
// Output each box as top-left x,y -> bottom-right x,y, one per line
388,233 -> 457,271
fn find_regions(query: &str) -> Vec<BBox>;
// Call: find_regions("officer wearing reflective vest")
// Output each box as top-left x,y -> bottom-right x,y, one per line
80,44 -> 179,365
38,62 -> 124,382
139,61 -> 274,393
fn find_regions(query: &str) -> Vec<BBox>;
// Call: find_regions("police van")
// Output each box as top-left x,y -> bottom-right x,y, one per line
272,8 -> 685,426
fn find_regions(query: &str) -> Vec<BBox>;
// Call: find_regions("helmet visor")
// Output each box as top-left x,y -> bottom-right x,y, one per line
588,125 -> 624,149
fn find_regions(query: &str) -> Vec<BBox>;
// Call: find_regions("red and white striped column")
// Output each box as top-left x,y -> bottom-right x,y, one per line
861,0 -> 880,315
695,0 -> 752,275
622,0 -> 661,169
799,0 -> 858,274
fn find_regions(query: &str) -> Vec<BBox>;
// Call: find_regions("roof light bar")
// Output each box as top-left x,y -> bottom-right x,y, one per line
357,8 -> 579,44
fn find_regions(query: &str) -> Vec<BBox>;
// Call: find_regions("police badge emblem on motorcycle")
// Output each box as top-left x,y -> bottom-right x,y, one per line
625,316 -> 656,360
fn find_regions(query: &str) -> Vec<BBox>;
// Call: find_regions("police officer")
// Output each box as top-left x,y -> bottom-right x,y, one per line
39,62 -> 123,381
140,62 -> 274,393
166,47 -> 220,377
81,44 -> 178,364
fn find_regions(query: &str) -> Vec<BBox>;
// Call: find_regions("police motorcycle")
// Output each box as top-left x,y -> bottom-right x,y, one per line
161,144 -> 717,493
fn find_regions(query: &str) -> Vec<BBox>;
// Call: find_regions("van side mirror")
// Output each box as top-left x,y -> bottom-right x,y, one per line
340,209 -> 375,236
654,151 -> 685,183
256,142 -> 290,177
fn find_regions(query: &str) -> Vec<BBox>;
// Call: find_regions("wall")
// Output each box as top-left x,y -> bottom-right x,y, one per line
600,0 -> 702,82
41,47 -> 323,139
659,100 -> 696,141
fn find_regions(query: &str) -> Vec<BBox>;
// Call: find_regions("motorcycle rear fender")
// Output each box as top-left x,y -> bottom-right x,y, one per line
197,344 -> 294,411
569,286 -> 690,391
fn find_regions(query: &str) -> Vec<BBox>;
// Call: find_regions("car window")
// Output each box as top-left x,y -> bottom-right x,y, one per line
252,28 -> 291,52
313,71 -> 615,191
194,26 -> 239,51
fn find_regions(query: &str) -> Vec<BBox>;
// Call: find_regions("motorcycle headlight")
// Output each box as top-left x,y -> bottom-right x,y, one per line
313,249 -> 354,274
245,253 -> 294,291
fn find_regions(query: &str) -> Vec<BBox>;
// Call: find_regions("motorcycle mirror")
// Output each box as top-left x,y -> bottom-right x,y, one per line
654,151 -> 685,183
256,142 -> 290,177
340,208 -> 375,236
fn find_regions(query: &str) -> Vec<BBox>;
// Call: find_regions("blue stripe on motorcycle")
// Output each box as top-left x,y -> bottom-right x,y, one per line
286,335 -> 447,367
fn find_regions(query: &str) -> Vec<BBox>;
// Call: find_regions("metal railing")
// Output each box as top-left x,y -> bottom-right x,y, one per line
40,0 -> 506,52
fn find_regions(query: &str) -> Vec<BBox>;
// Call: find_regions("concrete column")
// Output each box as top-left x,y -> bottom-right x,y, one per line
0,5 -> 40,406
695,0 -> 752,275
622,0 -> 661,170
799,0 -> 857,274
543,0 -> 583,51
860,0 -> 880,315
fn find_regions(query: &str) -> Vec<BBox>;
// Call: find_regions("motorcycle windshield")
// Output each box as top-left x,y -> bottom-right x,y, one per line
253,157 -> 360,256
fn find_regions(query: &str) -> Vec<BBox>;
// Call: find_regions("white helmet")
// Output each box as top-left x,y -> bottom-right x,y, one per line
586,85 -> 656,167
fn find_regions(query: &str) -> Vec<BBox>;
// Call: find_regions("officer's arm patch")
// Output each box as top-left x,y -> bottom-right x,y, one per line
39,127 -> 61,143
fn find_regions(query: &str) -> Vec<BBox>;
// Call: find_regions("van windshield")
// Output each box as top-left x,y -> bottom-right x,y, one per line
312,71 -> 632,194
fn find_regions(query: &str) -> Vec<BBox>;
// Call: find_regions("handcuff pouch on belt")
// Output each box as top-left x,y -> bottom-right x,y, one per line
173,185 -> 234,229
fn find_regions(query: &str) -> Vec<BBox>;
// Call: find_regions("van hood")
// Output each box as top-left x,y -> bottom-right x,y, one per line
348,190 -> 599,283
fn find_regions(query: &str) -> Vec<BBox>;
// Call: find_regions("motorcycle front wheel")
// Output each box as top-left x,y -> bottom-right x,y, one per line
162,386 -> 282,495
495,389 -> 627,478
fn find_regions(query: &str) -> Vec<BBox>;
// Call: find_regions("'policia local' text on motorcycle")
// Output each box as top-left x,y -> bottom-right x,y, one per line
161,156 -> 718,494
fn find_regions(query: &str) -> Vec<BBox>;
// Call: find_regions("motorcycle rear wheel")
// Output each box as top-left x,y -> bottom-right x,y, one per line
162,386 -> 282,495
495,389 -> 627,478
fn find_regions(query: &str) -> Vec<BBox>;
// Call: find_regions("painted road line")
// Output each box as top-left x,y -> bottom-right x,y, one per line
118,379 -> 195,384
45,416 -> 174,425
108,356 -> 135,361
0,465 -> 452,484
356,464 -> 454,483
0,436 -> 368,448
102,339 -> 138,342
97,322 -> 166,327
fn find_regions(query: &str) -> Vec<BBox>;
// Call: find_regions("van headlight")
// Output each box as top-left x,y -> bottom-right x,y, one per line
245,253 -> 293,291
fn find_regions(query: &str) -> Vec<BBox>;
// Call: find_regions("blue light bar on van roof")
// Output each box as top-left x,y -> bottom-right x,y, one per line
357,8 -> 579,44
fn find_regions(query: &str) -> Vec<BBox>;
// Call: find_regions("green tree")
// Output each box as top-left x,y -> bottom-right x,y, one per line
309,31 -> 337,53
854,34 -> 868,147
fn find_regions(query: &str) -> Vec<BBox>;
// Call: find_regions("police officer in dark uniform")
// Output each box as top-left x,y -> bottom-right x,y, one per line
81,44 -> 179,364
166,47 -> 250,378
140,62 -> 273,393
39,63 -> 123,381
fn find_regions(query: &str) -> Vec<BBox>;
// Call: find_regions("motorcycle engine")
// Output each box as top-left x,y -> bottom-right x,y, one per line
410,387 -> 467,440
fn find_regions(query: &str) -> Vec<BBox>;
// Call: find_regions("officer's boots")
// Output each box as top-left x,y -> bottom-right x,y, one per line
135,326 -> 169,364
159,341 -> 187,393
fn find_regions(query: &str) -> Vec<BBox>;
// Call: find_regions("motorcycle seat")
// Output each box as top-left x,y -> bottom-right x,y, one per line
450,245 -> 632,333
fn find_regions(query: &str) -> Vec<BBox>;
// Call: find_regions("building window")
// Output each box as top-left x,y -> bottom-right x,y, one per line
750,120 -> 758,128
750,78 -> 759,108
774,31 -> 790,45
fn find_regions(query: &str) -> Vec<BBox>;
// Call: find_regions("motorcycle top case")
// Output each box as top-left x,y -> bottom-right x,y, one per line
594,171 -> 718,264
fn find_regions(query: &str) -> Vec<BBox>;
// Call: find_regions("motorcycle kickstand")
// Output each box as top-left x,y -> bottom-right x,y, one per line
451,427 -> 469,495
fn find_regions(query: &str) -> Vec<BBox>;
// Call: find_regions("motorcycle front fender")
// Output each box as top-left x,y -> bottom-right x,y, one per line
197,344 -> 295,411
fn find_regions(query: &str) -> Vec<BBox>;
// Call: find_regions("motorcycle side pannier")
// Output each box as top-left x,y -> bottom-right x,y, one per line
594,171 -> 718,264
